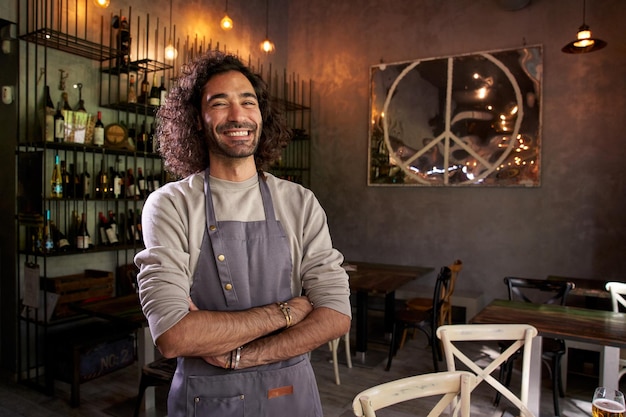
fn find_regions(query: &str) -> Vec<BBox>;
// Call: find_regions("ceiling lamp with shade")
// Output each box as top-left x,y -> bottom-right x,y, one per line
562,0 -> 607,54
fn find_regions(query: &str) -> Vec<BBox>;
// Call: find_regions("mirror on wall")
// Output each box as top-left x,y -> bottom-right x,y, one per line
368,45 -> 542,187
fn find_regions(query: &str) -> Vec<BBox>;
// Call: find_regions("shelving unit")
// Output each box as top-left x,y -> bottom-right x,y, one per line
15,2 -> 168,394
12,0 -> 312,397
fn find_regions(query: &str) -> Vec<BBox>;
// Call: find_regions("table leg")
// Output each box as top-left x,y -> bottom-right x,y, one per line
527,335 -> 542,417
600,345 -> 620,392
355,290 -> 368,363
384,291 -> 396,341
137,327 -> 156,411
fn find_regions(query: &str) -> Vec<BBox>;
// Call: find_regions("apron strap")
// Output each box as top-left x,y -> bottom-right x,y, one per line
204,168 -> 239,304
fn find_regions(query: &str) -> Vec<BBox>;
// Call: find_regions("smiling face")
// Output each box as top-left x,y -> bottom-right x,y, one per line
199,70 -> 263,162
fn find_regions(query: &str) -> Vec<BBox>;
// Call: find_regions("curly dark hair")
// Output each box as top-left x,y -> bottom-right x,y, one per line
156,50 -> 292,178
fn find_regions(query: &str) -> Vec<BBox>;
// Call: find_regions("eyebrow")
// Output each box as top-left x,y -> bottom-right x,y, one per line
206,91 -> 258,103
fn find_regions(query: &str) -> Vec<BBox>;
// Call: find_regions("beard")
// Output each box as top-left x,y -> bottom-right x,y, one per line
205,121 -> 260,159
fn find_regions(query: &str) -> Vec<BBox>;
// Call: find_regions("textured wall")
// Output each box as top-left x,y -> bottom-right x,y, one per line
285,0 -> 626,302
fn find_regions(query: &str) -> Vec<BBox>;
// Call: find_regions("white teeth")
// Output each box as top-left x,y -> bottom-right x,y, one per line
225,131 -> 249,137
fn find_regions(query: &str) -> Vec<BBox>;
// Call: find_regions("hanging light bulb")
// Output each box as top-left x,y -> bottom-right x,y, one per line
259,0 -> 275,54
562,0 -> 607,54
164,0 -> 178,60
93,0 -> 110,8
165,40 -> 178,60
220,0 -> 233,31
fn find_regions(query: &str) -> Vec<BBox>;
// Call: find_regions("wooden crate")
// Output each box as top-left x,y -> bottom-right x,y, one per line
43,269 -> 114,318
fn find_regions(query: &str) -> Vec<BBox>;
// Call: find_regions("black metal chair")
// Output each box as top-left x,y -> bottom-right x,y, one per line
385,266 -> 452,372
495,276 -> 574,417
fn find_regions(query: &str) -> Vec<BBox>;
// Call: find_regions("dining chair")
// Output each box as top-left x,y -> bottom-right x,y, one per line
385,265 -> 452,372
328,332 -> 352,385
495,277 -> 573,417
403,259 -> 463,326
437,323 -> 538,417
133,356 -> 177,417
604,281 -> 626,382
352,370 -> 474,417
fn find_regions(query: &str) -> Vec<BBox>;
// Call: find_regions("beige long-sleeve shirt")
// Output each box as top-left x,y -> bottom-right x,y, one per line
135,171 -> 351,342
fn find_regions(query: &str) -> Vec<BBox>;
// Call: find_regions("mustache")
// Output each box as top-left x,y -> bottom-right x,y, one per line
216,122 -> 257,133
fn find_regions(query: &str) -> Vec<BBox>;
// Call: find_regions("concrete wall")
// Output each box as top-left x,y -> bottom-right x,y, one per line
285,0 -> 626,304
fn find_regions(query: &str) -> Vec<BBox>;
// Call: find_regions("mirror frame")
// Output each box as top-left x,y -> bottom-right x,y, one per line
368,45 -> 543,187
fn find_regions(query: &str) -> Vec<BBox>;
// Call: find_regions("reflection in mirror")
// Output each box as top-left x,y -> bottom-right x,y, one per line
369,46 -> 542,186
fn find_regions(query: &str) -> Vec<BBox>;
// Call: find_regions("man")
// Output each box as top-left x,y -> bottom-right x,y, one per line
135,51 -> 351,417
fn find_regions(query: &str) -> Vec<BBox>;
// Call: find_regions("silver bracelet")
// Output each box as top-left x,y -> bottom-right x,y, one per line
232,346 -> 243,370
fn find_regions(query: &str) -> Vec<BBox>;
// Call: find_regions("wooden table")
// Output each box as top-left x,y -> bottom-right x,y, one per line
471,299 -> 626,417
345,262 -> 434,364
72,294 -> 156,410
547,275 -> 611,299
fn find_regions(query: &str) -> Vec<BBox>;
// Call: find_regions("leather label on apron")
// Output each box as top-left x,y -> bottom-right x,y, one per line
267,385 -> 294,399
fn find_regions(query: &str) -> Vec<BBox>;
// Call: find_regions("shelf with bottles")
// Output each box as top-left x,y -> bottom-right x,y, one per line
17,149 -> 162,256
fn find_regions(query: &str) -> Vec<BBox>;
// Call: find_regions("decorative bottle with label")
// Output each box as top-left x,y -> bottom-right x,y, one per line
50,154 -> 63,198
54,102 -> 65,142
93,111 -> 105,146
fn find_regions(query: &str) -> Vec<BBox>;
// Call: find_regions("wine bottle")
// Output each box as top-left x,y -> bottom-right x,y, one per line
43,209 -> 55,253
149,72 -> 160,106
62,92 -> 72,110
95,160 -> 109,199
117,15 -> 131,67
152,170 -> 161,192
76,212 -> 91,251
67,210 -> 79,249
127,209 -> 137,242
113,159 -> 123,198
126,167 -> 138,199
106,210 -> 119,245
98,211 -> 109,246
54,102 -> 65,142
128,74 -> 137,104
158,75 -> 167,105
81,162 -> 91,199
147,122 -> 155,153
50,154 -> 63,198
60,160 -> 71,198
137,167 -> 146,199
51,219 -> 70,252
93,111 -> 105,146
139,70 -> 150,104
44,85 -> 55,142
68,163 -> 78,198
136,208 -> 143,242
136,122 -> 146,152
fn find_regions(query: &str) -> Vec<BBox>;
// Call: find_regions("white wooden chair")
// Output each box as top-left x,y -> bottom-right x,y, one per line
352,370 -> 474,417
604,281 -> 626,382
437,324 -> 538,417
328,332 -> 352,385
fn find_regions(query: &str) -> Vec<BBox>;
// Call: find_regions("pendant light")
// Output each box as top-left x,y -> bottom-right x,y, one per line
93,0 -> 110,8
259,0 -> 275,54
164,0 -> 178,60
220,0 -> 233,31
562,0 -> 607,54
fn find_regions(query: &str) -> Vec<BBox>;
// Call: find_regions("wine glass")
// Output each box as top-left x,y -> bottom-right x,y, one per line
592,387 -> 625,417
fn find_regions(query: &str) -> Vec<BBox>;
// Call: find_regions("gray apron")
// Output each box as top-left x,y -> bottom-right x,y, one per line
167,171 -> 323,417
